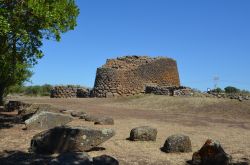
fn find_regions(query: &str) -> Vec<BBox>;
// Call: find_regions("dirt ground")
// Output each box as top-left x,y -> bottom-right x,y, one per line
1,95 -> 250,165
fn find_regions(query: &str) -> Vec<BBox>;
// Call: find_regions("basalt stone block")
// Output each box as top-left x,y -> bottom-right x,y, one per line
129,126 -> 157,141
162,134 -> 192,153
190,139 -> 232,165
25,111 -> 73,130
30,126 -> 115,154
18,103 -> 61,122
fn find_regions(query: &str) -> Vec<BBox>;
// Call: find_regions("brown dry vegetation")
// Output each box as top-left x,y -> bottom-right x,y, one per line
1,95 -> 250,164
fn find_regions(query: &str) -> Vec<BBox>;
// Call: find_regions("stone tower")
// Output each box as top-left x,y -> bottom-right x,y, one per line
91,56 -> 180,97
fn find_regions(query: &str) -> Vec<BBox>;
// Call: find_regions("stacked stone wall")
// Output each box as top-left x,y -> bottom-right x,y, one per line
92,56 -> 180,97
145,86 -> 193,96
50,86 -> 90,98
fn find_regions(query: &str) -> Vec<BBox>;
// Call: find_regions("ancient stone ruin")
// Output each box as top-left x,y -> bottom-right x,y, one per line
91,56 -> 180,97
50,86 -> 90,98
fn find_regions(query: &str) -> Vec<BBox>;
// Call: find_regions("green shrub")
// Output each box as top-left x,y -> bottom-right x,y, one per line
8,84 -> 52,96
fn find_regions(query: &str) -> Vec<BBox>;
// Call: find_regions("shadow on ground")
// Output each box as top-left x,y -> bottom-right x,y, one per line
0,113 -> 18,129
0,150 -> 53,165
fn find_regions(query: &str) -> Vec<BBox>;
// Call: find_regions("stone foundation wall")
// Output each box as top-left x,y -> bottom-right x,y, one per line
145,86 -> 193,96
91,56 -> 180,97
50,86 -> 89,98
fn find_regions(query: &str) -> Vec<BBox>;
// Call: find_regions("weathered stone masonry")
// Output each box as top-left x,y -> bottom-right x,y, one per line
50,86 -> 89,98
91,56 -> 180,97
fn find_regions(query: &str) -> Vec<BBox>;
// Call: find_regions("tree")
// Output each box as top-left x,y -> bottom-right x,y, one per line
224,86 -> 240,94
211,87 -> 223,93
0,0 -> 79,105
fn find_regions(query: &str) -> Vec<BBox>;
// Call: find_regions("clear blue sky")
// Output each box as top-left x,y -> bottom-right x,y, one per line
28,0 -> 250,91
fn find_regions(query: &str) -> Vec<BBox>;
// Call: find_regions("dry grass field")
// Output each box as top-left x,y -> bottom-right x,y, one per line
1,95 -> 250,164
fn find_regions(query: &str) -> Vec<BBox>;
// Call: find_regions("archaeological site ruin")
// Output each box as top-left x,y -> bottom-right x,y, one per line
91,56 -> 180,97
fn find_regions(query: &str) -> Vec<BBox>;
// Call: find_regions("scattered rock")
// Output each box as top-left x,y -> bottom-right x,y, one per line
190,139 -> 231,165
4,101 -> 31,112
82,115 -> 99,122
30,126 -> 115,154
238,96 -> 243,102
70,111 -> 87,118
162,134 -> 192,153
49,152 -> 92,165
18,103 -> 61,122
94,117 -> 114,125
93,155 -> 119,165
129,126 -> 157,141
25,111 -> 73,130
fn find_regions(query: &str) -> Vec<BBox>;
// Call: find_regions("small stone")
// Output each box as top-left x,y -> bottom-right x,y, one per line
94,117 -> 114,125
162,134 -> 192,153
70,111 -> 86,118
93,155 -> 119,165
83,115 -> 99,122
129,126 -> 157,141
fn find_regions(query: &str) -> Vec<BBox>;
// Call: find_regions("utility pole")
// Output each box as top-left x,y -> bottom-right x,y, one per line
213,76 -> 220,89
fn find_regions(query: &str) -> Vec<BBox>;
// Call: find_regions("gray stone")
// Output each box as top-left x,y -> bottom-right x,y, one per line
94,117 -> 114,125
129,126 -> 157,141
49,152 -> 92,165
18,103 -> 61,121
25,111 -> 73,129
162,134 -> 192,153
30,126 -> 115,154
191,139 -> 232,165
93,155 -> 119,165
70,111 -> 87,118
4,101 -> 31,112
82,115 -> 99,122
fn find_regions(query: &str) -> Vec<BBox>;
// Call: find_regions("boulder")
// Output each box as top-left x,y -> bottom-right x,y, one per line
4,100 -> 31,112
94,117 -> 114,125
49,152 -> 92,165
18,103 -> 61,121
70,111 -> 87,118
93,155 -> 119,165
129,126 -> 157,141
30,126 -> 115,154
25,111 -> 73,129
82,114 -> 99,122
162,134 -> 192,153
190,139 -> 232,165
